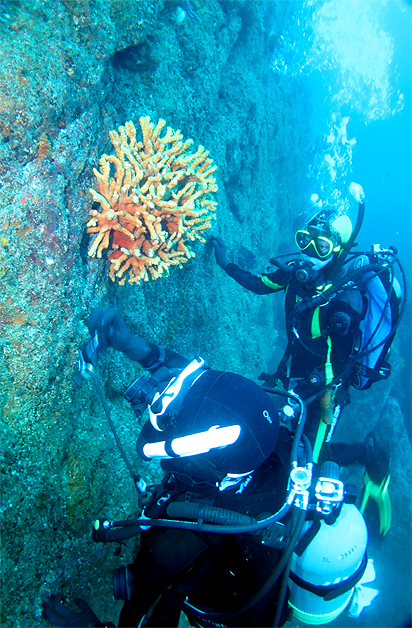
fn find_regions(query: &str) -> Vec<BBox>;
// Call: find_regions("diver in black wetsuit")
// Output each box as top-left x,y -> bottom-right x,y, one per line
42,308 -> 298,627
42,306 -> 390,628
211,209 -> 364,462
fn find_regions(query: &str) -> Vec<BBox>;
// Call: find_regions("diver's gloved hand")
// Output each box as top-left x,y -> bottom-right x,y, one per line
86,307 -> 151,363
258,371 -> 279,388
87,307 -> 130,353
42,595 -> 115,627
364,432 -> 390,483
211,235 -> 230,268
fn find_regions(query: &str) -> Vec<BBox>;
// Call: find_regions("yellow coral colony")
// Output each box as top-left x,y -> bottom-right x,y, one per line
87,117 -> 218,285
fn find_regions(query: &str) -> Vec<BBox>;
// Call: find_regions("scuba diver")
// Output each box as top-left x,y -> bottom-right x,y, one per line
211,184 -> 405,479
212,210 -> 359,458
43,307 -> 385,628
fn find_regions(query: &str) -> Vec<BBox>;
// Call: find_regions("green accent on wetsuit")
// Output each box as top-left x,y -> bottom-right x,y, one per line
311,307 -> 321,339
325,336 -> 333,384
313,338 -> 334,464
260,275 -> 284,290
313,421 -> 328,464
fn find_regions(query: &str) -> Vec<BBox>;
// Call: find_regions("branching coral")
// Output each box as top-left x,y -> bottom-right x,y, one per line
87,116 -> 218,285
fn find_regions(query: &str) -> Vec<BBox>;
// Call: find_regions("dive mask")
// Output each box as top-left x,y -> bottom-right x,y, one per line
295,229 -> 337,259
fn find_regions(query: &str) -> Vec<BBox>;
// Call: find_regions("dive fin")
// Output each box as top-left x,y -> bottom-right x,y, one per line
360,472 -> 391,536
348,558 -> 378,618
359,558 -> 376,585
348,585 -> 379,618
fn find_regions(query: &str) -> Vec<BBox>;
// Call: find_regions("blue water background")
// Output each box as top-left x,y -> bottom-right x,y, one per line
349,2 -> 412,268
350,1 -> 412,432
272,2 -> 411,626
280,0 -> 412,427
312,0 -> 412,428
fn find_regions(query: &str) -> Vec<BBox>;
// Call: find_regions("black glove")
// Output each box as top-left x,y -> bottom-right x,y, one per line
258,371 -> 279,388
211,235 -> 230,268
42,595 -> 114,627
86,307 -> 151,362
87,307 -> 131,353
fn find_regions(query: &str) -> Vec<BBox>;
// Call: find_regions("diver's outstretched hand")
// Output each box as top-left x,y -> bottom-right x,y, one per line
42,595 -> 114,627
86,307 -> 151,363
87,307 -> 131,352
211,235 -> 230,268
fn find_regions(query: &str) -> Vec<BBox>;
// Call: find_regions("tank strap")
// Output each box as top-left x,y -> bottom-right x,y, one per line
289,552 -> 367,601
294,520 -> 321,556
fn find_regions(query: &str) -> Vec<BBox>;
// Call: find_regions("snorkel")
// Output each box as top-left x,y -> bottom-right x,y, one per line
335,182 -> 366,267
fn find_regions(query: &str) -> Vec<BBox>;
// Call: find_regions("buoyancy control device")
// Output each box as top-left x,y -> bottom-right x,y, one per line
346,245 -> 404,390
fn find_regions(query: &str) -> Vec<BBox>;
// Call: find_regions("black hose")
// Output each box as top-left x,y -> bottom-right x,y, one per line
294,261 -> 385,314
184,506 -> 307,624
273,519 -> 296,628
261,386 -> 307,467
299,433 -> 313,466
166,502 -> 257,526
92,372 -> 144,492
95,500 -> 293,541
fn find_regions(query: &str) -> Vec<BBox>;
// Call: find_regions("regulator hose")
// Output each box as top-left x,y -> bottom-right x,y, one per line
91,372 -> 147,494
93,499 -> 293,542
262,386 -> 308,467
294,261 -> 384,314
166,502 -> 257,526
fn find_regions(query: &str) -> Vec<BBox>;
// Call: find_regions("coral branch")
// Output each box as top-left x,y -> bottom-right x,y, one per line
87,117 -> 218,285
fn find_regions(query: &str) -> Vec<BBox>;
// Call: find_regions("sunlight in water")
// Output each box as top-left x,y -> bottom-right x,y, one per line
312,0 -> 404,121
272,0 -> 404,122
271,0 -> 405,214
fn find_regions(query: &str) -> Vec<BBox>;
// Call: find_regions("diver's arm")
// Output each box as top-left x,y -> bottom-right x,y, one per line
224,262 -> 286,294
86,307 -> 189,371
211,235 -> 286,294
139,343 -> 189,373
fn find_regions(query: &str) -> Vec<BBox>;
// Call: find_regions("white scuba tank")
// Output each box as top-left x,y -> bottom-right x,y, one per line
288,503 -> 368,625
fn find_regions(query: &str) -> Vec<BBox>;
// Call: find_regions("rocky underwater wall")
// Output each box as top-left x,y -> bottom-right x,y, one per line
0,2 -> 313,626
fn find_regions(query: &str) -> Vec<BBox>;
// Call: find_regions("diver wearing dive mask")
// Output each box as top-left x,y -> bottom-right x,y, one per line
293,210 -> 353,283
211,206 -> 363,459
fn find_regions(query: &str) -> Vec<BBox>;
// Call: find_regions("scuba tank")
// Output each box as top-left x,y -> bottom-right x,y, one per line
288,504 -> 368,624
288,462 -> 368,625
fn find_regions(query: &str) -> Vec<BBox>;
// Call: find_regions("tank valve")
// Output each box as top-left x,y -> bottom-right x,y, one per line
315,477 -> 345,515
288,464 -> 312,510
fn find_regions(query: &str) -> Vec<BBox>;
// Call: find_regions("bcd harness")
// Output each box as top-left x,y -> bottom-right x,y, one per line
267,246 -> 405,462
